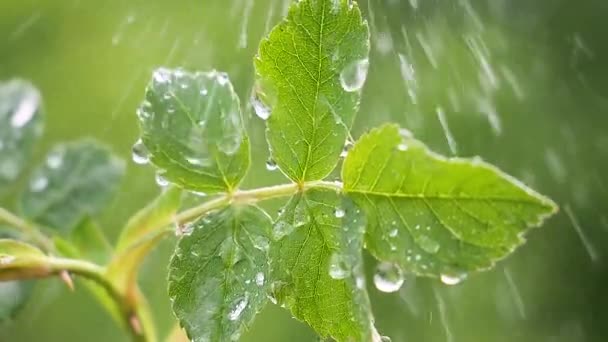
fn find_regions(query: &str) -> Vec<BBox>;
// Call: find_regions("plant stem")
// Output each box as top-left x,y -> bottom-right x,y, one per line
0,207 -> 54,252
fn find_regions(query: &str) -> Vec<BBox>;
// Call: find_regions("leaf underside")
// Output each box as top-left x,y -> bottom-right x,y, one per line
255,0 -> 370,182
19,139 -> 125,232
138,68 -> 250,194
342,124 -> 558,278
168,206 -> 272,342
270,188 -> 374,341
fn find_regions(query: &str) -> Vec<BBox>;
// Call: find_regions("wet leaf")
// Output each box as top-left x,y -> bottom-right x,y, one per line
270,189 -> 374,341
137,68 -> 249,194
19,139 -> 125,232
254,0 -> 370,182
168,206 -> 272,342
107,186 -> 182,292
0,79 -> 44,195
342,124 -> 558,279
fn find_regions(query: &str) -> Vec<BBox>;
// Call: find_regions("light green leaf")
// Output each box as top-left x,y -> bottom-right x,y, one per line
107,186 -> 182,292
254,0 -> 370,182
270,188 -> 374,341
342,124 -> 558,279
0,239 -> 48,280
19,139 -> 125,232
70,218 -> 112,264
168,205 -> 272,342
137,68 -> 249,194
0,79 -> 44,194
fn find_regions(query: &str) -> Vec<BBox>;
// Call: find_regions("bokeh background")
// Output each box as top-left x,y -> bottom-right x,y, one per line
1,0 -> 607,341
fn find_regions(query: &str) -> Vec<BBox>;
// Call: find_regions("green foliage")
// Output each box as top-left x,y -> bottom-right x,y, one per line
136,69 -> 249,194
0,0 -> 559,341
342,124 -> 558,280
254,0 -> 370,182
20,140 -> 125,231
168,206 -> 272,342
0,79 -> 44,195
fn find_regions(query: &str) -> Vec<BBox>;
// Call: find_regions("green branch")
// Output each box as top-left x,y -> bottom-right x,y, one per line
0,207 -> 54,252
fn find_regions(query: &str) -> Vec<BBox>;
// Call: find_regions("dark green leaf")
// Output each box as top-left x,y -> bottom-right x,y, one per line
168,205 -> 272,342
0,79 -> 44,195
19,139 -> 125,232
270,188 -> 374,341
342,124 -> 558,280
0,280 -> 34,322
137,68 -> 249,194
254,0 -> 370,182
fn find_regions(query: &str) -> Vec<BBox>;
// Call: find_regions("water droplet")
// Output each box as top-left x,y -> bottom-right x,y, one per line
440,272 -> 467,286
252,235 -> 270,251
418,235 -> 440,254
255,272 -> 265,286
265,158 -> 278,171
153,69 -> 170,84
373,262 -> 404,293
155,172 -> 169,187
389,229 -> 398,237
272,221 -> 295,240
216,72 -> 229,86
340,140 -> 353,158
132,139 -> 150,165
228,297 -> 248,321
175,222 -> 194,236
340,58 -> 369,92
356,276 -> 365,289
46,152 -> 63,169
10,92 -> 39,128
251,94 -> 271,120
334,208 -> 346,218
328,253 -> 350,280
189,191 -> 207,197
397,143 -> 408,151
30,176 -> 48,192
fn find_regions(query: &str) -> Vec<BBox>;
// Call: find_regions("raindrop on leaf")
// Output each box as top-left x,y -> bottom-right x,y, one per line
228,297 -> 248,321
340,58 -> 369,92
373,262 -> 404,293
131,139 -> 150,165
328,253 -> 350,280
440,272 -> 467,286
265,158 -> 278,171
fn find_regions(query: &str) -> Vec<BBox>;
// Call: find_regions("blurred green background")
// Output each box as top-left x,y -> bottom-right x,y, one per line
1,0 -> 607,341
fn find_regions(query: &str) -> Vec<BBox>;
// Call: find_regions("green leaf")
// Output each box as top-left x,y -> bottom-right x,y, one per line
19,139 -> 125,232
0,79 -> 44,194
342,124 -> 558,279
270,188 -> 374,341
107,186 -> 182,292
168,205 -> 272,342
137,68 -> 250,194
70,218 -> 112,264
0,280 -> 34,322
0,239 -> 48,280
254,0 -> 370,182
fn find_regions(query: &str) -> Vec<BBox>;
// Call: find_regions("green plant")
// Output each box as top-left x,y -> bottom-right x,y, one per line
0,0 -> 557,341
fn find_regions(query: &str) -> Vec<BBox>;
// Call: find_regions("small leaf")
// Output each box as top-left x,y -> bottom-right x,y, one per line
270,189 -> 374,341
70,217 -> 112,264
107,186 -> 182,292
0,239 -> 48,280
137,68 -> 250,194
0,79 -> 44,194
19,139 -> 125,232
254,0 -> 370,182
168,205 -> 272,342
342,124 -> 558,279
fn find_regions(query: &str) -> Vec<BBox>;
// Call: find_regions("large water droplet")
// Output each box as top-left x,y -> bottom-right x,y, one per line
155,172 -> 169,187
340,140 -> 354,158
265,158 -> 278,171
10,91 -> 39,128
334,208 -> 346,218
132,139 -> 150,165
340,58 -> 369,92
328,253 -> 350,280
251,94 -> 271,120
373,262 -> 404,293
228,296 -> 248,321
440,272 -> 467,286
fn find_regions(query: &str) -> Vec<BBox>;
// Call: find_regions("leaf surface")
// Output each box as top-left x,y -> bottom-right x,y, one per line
270,188 -> 374,341
0,239 -> 48,280
342,124 -> 558,278
168,205 -> 272,341
0,79 -> 44,194
19,139 -> 125,232
137,68 -> 249,193
254,0 -> 370,182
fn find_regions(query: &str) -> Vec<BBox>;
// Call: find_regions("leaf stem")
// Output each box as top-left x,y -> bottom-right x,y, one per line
0,206 -> 54,252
